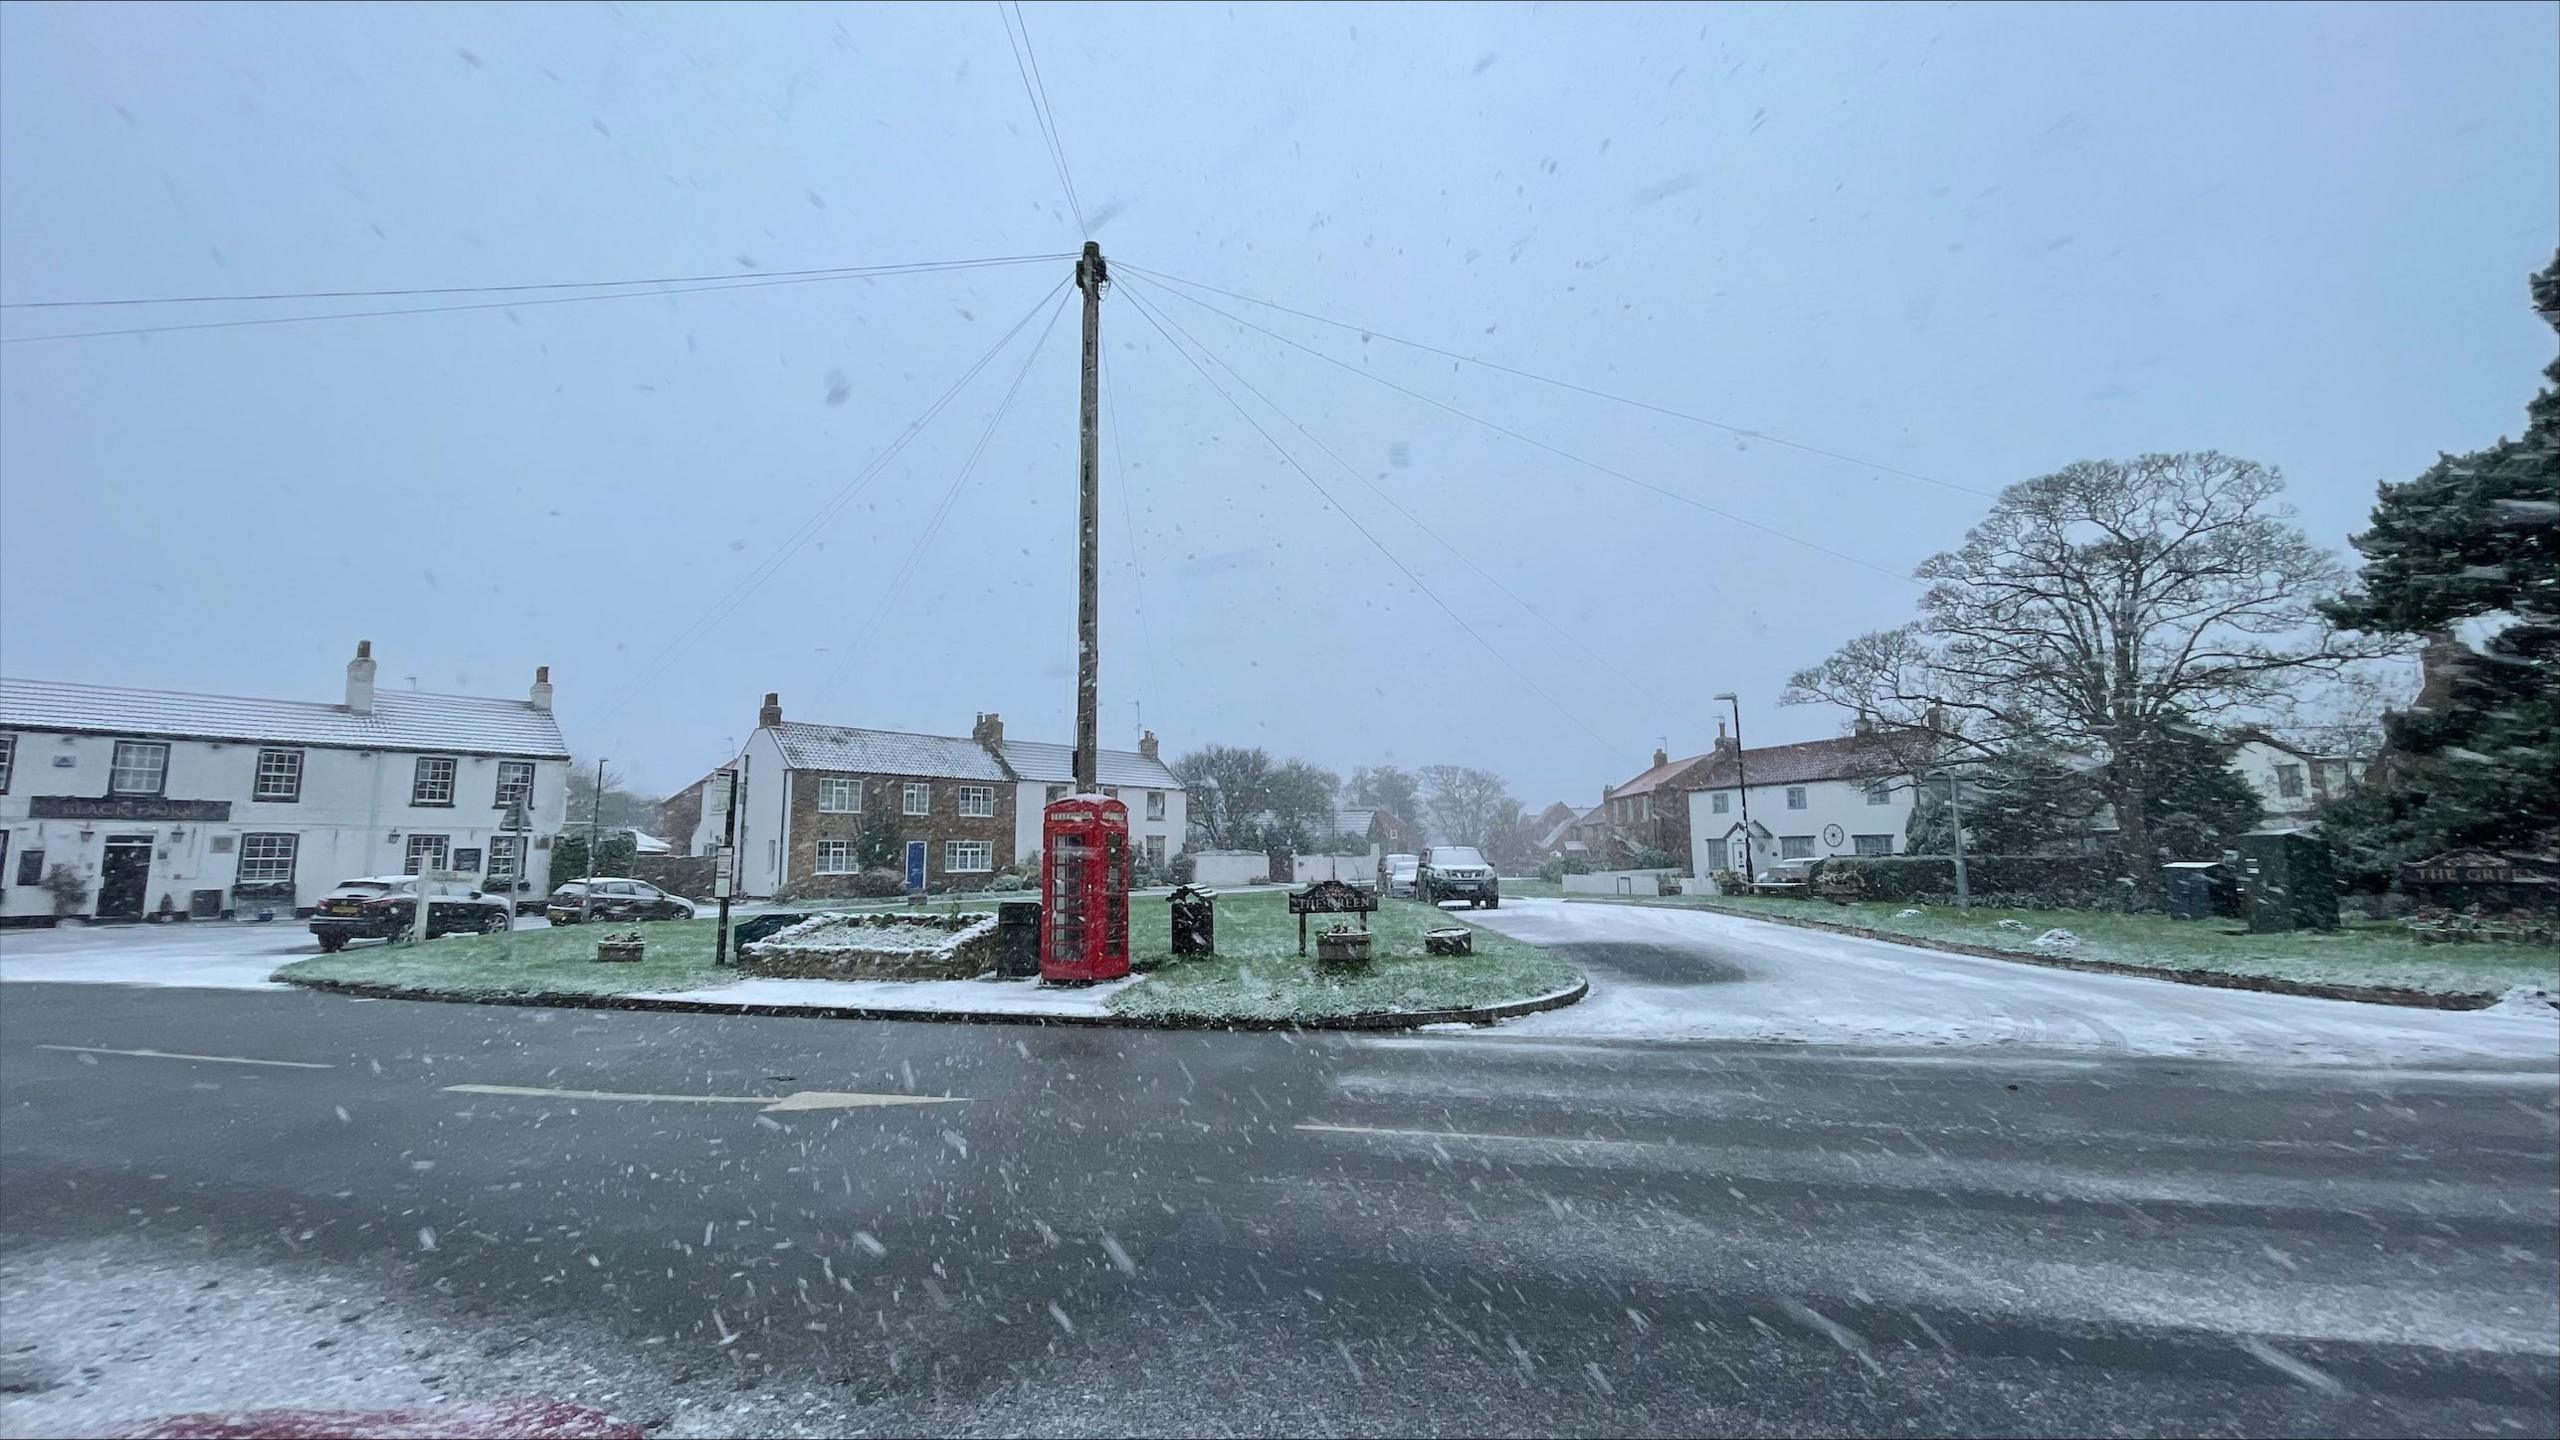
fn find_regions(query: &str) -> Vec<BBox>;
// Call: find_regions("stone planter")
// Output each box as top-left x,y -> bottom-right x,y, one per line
1314,928 -> 1373,974
1424,926 -> 1473,957
596,937 -> 646,964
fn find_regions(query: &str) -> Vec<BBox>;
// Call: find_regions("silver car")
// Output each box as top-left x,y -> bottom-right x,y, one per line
1416,846 -> 1501,908
1380,853 -> 1420,898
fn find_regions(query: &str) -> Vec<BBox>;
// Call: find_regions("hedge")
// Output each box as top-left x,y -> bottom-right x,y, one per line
1816,854 -> 2133,910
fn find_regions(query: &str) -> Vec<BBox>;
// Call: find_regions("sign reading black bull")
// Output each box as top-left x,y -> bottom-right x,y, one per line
1288,878 -> 1378,955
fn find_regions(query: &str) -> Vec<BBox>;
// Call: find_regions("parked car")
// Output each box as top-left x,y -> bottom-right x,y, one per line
480,877 -> 547,915
1379,853 -> 1420,898
546,877 -> 698,925
1416,846 -> 1501,908
308,876 -> 512,952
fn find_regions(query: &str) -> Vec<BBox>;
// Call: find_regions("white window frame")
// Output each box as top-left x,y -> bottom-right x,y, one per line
817,776 -> 861,813
814,840 -> 855,875
1785,786 -> 1808,810
957,785 -> 996,819
1864,779 -> 1892,806
1046,783 -> 1068,804
1143,834 -> 1167,866
1702,838 -> 1730,872
0,733 -> 14,793
902,781 -> 931,816
411,756 -> 457,806
110,740 -> 169,796
494,760 -> 536,810
236,832 -> 299,885
1852,834 -> 1894,857
403,833 -> 449,874
251,748 -> 304,802
943,839 -> 992,873
1710,791 -> 1730,814
1779,835 -> 1815,860
487,834 -> 521,880
1145,790 -> 1165,821
2276,763 -> 2305,799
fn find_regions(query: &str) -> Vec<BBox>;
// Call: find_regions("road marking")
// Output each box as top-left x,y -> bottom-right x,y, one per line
1294,1121 -> 1658,1147
444,1083 -> 965,1113
38,1044 -> 332,1070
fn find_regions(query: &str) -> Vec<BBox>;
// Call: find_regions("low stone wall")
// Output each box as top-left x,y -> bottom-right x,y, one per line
739,912 -> 999,981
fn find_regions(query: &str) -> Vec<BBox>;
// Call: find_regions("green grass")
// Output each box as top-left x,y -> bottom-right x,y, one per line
1108,893 -> 1580,1022
276,890 -> 1583,1023
1633,893 -> 2558,998
277,918 -> 733,997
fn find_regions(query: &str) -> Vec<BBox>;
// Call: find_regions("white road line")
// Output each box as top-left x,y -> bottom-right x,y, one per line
1294,1121 -> 1659,1147
445,1083 -> 966,1113
37,1044 -> 333,1070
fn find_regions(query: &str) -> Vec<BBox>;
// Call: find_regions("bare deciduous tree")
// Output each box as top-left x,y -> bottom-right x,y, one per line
1786,452 -> 2381,875
1419,765 -> 1515,849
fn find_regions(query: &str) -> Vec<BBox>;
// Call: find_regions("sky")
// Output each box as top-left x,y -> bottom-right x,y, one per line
2,0 -> 2552,809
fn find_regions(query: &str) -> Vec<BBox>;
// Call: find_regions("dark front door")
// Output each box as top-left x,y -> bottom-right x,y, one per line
97,837 -> 153,921
904,841 -> 927,892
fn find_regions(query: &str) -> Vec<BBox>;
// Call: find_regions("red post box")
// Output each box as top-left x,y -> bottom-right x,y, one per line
1040,795 -> 1131,983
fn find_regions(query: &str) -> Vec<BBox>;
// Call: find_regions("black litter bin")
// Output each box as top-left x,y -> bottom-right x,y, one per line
995,901 -> 1043,977
1169,885 -> 1216,956
2237,830 -> 2339,933
2161,862 -> 2235,921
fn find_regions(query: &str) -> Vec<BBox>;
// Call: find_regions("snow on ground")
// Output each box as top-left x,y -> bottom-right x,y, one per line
0,918 -> 555,991
1469,899 -> 2560,1068
630,973 -> 1135,1017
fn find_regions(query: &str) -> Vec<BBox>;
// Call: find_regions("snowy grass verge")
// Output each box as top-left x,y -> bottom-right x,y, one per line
276,918 -> 732,997
1108,894 -> 1581,1023
1615,894 -> 2557,1001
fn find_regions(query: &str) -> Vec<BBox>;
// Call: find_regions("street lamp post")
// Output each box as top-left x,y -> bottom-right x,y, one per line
1712,692 -> 1752,882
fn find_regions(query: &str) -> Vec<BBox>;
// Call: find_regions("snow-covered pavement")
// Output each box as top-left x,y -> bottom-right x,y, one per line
1467,898 -> 2560,1068
0,918 -> 316,989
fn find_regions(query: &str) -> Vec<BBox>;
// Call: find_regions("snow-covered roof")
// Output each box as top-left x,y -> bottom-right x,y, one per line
0,677 -> 568,759
769,721 -> 1011,780
999,739 -> 1182,790
1609,752 -> 1711,798
1686,734 -> 1901,790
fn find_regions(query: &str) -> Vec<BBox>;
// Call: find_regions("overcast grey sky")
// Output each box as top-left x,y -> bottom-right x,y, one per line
3,1 -> 2552,806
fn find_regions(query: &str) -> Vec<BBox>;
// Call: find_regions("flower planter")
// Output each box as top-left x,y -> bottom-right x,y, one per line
595,935 -> 646,964
1424,926 -> 1473,957
1314,928 -> 1373,974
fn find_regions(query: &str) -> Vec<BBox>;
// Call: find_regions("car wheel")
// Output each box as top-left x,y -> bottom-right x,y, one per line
1486,895 -> 1501,909
480,910 -> 511,934
316,933 -> 346,953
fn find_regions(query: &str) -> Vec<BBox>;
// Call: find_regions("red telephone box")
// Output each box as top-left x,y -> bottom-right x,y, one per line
1040,795 -> 1131,983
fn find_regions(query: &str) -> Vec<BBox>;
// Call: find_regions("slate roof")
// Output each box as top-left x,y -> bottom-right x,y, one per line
769,722 -> 1012,780
1609,752 -> 1710,798
0,677 -> 568,759
1684,734 -> 1902,790
999,739 -> 1183,790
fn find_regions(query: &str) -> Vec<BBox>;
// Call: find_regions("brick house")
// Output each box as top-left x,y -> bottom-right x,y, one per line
1602,746 -> 1720,862
725,694 -> 1183,898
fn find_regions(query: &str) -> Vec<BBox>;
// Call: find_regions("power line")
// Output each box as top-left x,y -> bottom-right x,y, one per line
996,0 -> 1087,235
1,256 -> 1064,345
1127,274 -> 1685,720
597,275 -> 1072,722
1124,272 -> 1922,587
1119,283 -> 1627,753
814,288 -> 1071,711
1120,261 -> 1990,499
1,252 -> 1077,310
1099,342 -> 1161,718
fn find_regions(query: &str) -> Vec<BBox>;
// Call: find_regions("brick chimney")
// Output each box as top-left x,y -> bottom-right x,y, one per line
529,665 -> 554,713
758,692 -> 783,729
1138,729 -> 1159,762
1853,713 -> 1874,737
1652,747 -> 1669,770
971,711 -> 1006,748
345,640 -> 376,715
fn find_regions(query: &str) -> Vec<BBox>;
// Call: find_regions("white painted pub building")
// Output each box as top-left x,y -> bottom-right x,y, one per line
0,642 -> 570,922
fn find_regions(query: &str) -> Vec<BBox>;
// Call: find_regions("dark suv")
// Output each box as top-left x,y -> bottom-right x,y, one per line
1416,846 -> 1501,908
546,878 -> 698,925
309,876 -> 513,951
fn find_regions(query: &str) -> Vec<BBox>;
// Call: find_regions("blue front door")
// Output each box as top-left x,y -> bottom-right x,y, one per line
904,841 -> 927,891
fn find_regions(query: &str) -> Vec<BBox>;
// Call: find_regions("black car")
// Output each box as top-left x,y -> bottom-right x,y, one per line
308,876 -> 514,952
546,878 -> 698,925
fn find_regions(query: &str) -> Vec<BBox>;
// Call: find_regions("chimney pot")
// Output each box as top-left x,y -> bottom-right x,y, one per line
345,640 -> 378,715
758,692 -> 783,729
1138,729 -> 1159,762
972,712 -> 1006,747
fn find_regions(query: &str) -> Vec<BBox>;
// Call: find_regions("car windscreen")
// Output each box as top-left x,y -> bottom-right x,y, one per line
1433,848 -> 1487,866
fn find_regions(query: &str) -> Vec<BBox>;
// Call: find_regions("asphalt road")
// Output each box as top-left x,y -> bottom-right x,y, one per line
3,927 -> 2557,1436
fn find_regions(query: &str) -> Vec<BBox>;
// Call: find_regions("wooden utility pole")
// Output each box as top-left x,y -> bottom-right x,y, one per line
713,766 -> 741,965
1074,240 -> 1106,792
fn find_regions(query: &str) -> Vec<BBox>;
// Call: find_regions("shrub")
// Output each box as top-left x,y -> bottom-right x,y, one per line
1538,855 -> 1595,882
1167,852 -> 1196,886
41,863 -> 88,917
1817,854 -> 2132,910
1630,847 -> 1684,872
